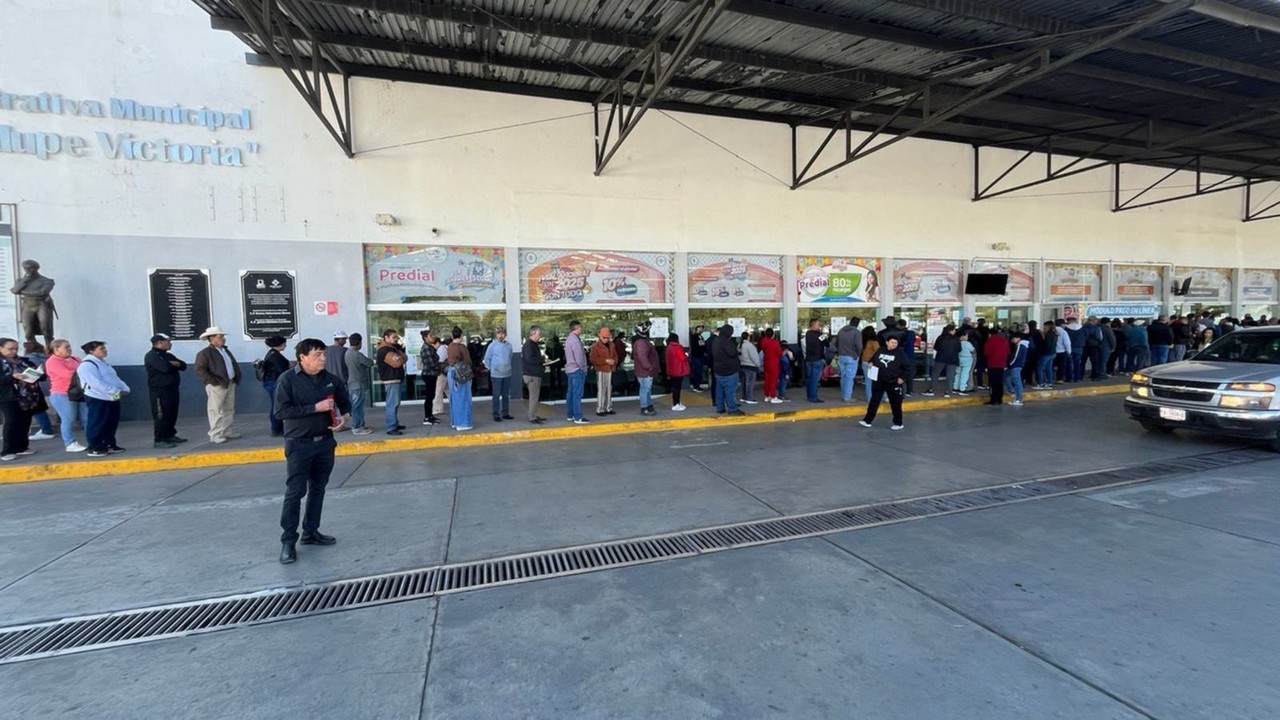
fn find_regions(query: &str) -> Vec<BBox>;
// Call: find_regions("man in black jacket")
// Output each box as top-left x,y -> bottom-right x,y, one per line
521,325 -> 546,424
274,337 -> 351,564
143,333 -> 187,449
860,335 -> 908,430
925,324 -> 960,398
711,325 -> 744,415
689,325 -> 705,392
803,319 -> 827,403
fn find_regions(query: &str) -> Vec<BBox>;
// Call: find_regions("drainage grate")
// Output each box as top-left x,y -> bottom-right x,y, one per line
0,448 -> 1271,665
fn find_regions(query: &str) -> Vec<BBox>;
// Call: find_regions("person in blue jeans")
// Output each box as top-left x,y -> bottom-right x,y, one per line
374,329 -> 407,435
803,319 -> 826,403
712,324 -> 744,414
1007,330 -> 1030,406
563,320 -> 590,424
482,327 -> 514,422
445,327 -> 474,431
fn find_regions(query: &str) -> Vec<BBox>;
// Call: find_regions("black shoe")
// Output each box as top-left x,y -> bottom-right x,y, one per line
154,440 -> 178,449
171,436 -> 188,443
729,409 -> 747,416
300,532 -> 337,546
531,418 -> 545,424
395,424 -> 406,430
606,410 -> 617,415
501,414 -> 515,420
596,411 -> 608,417
280,543 -> 297,564
493,416 -> 503,422
424,417 -> 440,425
108,446 -> 126,453
387,429 -> 404,435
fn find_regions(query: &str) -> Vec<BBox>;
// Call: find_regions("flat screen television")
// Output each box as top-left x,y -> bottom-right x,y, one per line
964,273 -> 1009,295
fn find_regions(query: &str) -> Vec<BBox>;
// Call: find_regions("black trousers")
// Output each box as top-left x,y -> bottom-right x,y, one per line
422,374 -> 438,420
280,435 -> 337,544
1,401 -> 32,455
863,381 -> 904,426
987,368 -> 1006,405
668,376 -> 683,405
85,397 -> 120,452
150,387 -> 180,441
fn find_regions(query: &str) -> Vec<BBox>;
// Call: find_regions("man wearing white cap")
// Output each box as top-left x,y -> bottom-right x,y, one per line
194,326 -> 242,443
325,330 -> 349,384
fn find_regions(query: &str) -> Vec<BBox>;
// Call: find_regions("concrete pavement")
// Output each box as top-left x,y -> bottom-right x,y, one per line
1,394 -> 1275,719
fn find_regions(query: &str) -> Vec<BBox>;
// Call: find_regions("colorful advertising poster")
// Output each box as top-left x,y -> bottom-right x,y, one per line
688,254 -> 783,304
1044,263 -> 1103,301
1112,264 -> 1164,300
1175,267 -> 1233,301
1240,269 -> 1279,302
520,249 -> 674,305
796,256 -> 882,304
365,245 -> 505,304
968,260 -> 1035,303
892,259 -> 962,304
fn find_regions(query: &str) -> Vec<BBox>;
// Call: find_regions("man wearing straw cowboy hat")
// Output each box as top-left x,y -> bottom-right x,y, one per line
194,325 -> 242,444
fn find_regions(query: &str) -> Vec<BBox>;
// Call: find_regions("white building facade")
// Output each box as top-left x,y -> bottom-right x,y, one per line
3,0 -> 1279,417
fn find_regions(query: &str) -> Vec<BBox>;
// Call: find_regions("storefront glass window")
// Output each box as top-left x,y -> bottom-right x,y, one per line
364,309 -> 507,403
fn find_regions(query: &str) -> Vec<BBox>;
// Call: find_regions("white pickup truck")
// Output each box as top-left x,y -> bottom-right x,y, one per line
1125,326 -> 1280,451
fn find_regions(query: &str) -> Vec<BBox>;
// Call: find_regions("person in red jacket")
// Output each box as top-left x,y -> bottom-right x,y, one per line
983,330 -> 1010,406
759,328 -> 783,404
664,333 -> 691,411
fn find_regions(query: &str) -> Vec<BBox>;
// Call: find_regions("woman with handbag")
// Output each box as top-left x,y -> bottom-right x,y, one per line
76,341 -> 130,457
44,339 -> 89,452
0,337 -> 46,461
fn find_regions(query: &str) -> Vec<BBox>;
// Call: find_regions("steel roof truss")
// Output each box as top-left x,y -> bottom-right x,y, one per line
229,0 -> 354,157
1245,180 -> 1280,222
593,0 -> 733,175
792,0 -> 1191,189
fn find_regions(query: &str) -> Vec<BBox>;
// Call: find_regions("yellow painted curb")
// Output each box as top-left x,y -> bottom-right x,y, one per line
0,383 -> 1131,485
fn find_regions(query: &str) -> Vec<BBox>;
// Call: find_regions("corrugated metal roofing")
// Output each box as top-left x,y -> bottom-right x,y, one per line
194,0 -> 1280,177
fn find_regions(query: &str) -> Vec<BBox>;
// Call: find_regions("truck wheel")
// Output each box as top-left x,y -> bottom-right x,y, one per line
1139,420 -> 1175,434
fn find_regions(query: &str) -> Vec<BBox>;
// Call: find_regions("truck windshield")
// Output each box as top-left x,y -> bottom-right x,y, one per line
1194,333 -> 1280,364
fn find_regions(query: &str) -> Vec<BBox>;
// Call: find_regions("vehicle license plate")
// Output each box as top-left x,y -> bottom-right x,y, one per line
1159,407 -> 1187,422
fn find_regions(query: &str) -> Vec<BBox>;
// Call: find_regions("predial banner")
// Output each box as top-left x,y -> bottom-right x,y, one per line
968,260 -> 1035,303
1112,263 -> 1164,300
892,259 -> 962,304
796,256 -> 882,304
1044,263 -> 1103,301
365,245 -> 505,304
521,249 -> 674,305
688,254 -> 783,304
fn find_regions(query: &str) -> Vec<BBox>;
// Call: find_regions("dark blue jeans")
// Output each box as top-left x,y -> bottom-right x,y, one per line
491,376 -> 511,417
1070,349 -> 1085,382
263,380 -> 283,435
806,361 -> 824,401
85,397 -> 121,452
714,373 -> 740,412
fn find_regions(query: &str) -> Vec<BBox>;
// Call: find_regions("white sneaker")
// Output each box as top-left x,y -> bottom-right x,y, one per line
672,404 -> 687,411
29,431 -> 54,441
1011,400 -> 1024,406
65,442 -> 88,453
0,454 -> 14,462
890,424 -> 904,431
352,427 -> 374,436
858,421 -> 872,428
742,399 -> 758,405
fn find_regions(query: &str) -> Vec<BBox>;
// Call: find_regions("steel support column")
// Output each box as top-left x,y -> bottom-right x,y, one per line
230,0 -> 354,157
593,0 -> 731,175
790,0 -> 1192,189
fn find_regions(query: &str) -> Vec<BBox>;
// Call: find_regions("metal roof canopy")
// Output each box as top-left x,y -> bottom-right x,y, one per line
193,0 -> 1280,218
